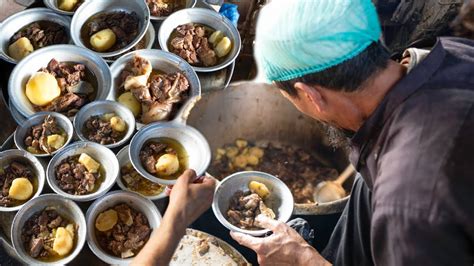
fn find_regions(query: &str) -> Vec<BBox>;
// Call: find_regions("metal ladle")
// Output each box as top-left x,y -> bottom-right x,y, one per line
313,164 -> 356,203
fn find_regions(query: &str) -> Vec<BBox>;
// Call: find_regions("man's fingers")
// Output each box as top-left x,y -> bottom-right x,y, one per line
178,169 -> 197,184
230,231 -> 263,250
255,214 -> 282,230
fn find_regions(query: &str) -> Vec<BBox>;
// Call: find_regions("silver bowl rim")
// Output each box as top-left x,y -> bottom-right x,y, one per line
8,44 -> 113,119
0,149 -> 46,212
85,190 -> 162,265
46,141 -> 119,202
13,111 -> 74,158
70,0 -> 151,57
10,193 -> 87,265
212,170 -> 295,236
73,100 -> 136,149
128,121 -> 211,186
158,7 -> 242,72
0,7 -> 72,64
116,145 -> 168,200
149,0 -> 198,21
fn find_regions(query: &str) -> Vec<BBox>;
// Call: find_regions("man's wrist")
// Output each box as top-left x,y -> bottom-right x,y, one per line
298,245 -> 331,266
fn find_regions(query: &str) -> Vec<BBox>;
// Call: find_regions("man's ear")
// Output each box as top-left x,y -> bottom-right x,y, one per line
294,82 -> 325,113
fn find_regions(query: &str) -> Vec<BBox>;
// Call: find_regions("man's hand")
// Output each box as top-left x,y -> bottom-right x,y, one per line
166,169 -> 216,231
132,169 -> 215,265
230,215 -> 331,266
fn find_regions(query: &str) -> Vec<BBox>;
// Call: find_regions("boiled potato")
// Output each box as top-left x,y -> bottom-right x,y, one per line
47,134 -> 66,150
8,177 -> 33,200
110,116 -> 126,132
246,155 -> 259,166
78,153 -> 100,173
249,181 -> 270,199
225,147 -> 239,159
58,0 -> 78,11
25,72 -> 61,107
102,112 -> 115,121
215,37 -> 232,58
53,227 -> 74,256
209,31 -> 224,45
95,209 -> 118,232
8,37 -> 34,61
118,92 -> 141,117
65,223 -> 75,238
90,28 -> 116,52
233,155 -> 247,168
249,147 -> 264,159
155,154 -> 180,176
235,139 -> 248,149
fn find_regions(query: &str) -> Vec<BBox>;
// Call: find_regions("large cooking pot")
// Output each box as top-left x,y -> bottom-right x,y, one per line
187,82 -> 354,215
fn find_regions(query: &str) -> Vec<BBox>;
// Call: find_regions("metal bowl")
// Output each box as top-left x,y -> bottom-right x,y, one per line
103,22 -> 155,63
158,8 -> 241,72
46,141 -> 119,202
212,171 -> 294,236
43,0 -> 81,16
74,100 -> 136,149
116,145 -> 167,200
0,149 -> 45,212
0,8 -> 71,64
108,49 -> 201,127
129,122 -> 211,186
11,194 -> 87,265
86,190 -> 162,265
149,0 -> 197,21
8,44 -> 112,119
70,0 -> 150,58
14,111 -> 74,158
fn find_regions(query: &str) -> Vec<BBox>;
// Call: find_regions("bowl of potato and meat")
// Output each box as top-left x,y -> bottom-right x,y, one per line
116,145 -> 166,200
212,171 -> 294,236
11,194 -> 86,265
86,191 -> 161,264
14,112 -> 73,157
0,149 -> 45,212
44,0 -> 84,16
0,8 -> 70,63
146,0 -> 196,20
8,45 -> 112,120
71,0 -> 150,57
129,122 -> 210,185
158,8 -> 241,72
46,141 -> 119,202
74,100 -> 136,149
109,50 -> 200,126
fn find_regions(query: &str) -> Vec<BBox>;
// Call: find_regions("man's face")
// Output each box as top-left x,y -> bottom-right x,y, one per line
279,85 -> 354,149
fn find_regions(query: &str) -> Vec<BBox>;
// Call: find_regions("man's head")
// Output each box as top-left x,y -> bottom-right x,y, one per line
255,0 -> 390,146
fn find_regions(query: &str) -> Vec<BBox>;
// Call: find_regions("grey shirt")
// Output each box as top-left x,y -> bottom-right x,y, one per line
324,37 -> 474,265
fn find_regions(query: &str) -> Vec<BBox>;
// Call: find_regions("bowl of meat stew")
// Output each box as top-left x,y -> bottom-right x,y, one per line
0,8 -> 71,63
14,112 -> 74,157
158,8 -> 241,72
129,122 -> 211,186
11,194 -> 86,265
70,0 -> 150,57
86,190 -> 161,264
108,50 -> 200,126
212,171 -> 294,236
0,149 -> 45,212
8,44 -> 112,119
74,100 -> 136,149
46,141 -> 119,202
44,0 -> 85,16
147,0 -> 197,20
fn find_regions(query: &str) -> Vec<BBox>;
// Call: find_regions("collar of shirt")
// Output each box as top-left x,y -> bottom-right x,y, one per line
349,38 -> 448,173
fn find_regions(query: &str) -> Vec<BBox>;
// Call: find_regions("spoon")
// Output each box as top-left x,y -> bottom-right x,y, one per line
313,164 -> 355,203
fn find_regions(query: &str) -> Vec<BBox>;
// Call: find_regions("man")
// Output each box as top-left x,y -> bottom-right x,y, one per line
231,0 -> 474,265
